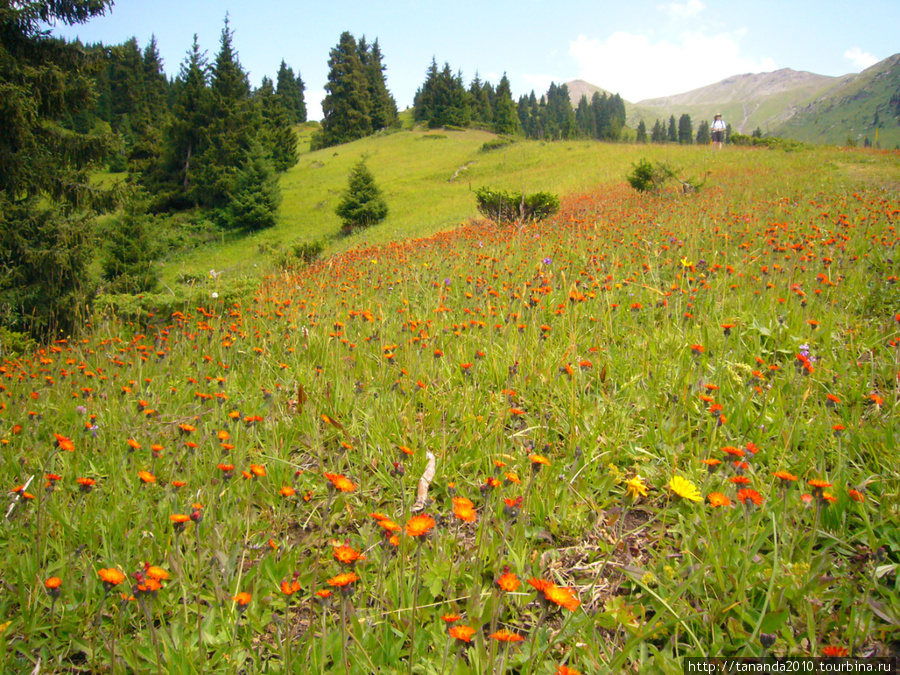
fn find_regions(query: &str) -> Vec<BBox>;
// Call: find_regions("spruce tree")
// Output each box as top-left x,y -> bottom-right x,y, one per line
469,73 -> 492,126
359,38 -> 398,131
695,120 -> 710,145
335,159 -> 388,232
636,120 -> 648,143
315,31 -> 372,148
255,76 -> 298,172
196,15 -> 257,209
678,114 -> 693,144
492,74 -> 520,135
0,0 -> 116,338
157,34 -> 210,206
276,60 -> 307,124
667,115 -> 678,142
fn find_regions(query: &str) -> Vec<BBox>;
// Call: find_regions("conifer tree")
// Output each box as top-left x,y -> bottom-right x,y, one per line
335,159 -> 388,232
359,38 -> 398,131
492,74 -> 520,135
469,73 -> 493,126
315,31 -> 372,148
413,59 -> 470,128
158,34 -> 210,206
636,120 -> 648,143
667,115 -> 678,142
276,60 -> 307,124
678,114 -> 693,144
196,15 -> 257,209
695,120 -> 710,145
0,0 -> 116,338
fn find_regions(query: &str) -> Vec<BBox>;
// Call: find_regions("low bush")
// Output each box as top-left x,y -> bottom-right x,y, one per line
479,137 -> 515,152
272,240 -> 325,271
474,187 -> 559,223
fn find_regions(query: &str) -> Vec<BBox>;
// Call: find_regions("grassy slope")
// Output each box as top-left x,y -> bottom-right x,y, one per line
160,126 -> 722,284
775,55 -> 900,148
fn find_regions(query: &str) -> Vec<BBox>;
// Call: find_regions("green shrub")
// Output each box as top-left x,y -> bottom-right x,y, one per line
0,327 -> 35,357
474,187 -> 559,223
626,159 -> 705,194
479,137 -> 515,152
626,158 -> 675,193
273,240 -> 325,270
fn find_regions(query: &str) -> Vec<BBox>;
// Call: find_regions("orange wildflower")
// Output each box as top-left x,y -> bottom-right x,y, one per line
736,489 -> 763,506
145,566 -> 169,581
98,568 -> 126,588
490,630 -> 524,642
281,579 -> 301,595
377,518 -> 401,533
448,624 -> 476,642
707,492 -> 731,508
405,514 -> 436,538
497,571 -> 520,592
233,591 -> 252,606
324,472 -> 356,492
773,470 -> 798,484
544,584 -> 581,612
279,486 -> 296,497
326,572 -> 359,588
557,666 -> 584,675
452,496 -> 477,522
333,545 -> 366,565
137,470 -> 156,484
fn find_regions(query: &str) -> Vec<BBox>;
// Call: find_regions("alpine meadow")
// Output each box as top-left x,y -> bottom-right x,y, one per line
2,2 -> 900,675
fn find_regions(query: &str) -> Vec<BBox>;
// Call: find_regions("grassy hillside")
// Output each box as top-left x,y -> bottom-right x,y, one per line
775,54 -> 900,148
160,126 -> 720,284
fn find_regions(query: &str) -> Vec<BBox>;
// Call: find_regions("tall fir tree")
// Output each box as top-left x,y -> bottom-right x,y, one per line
157,33 -> 210,206
492,74 -> 520,135
695,119 -> 710,145
469,73 -> 493,126
0,0 -> 116,338
276,59 -> 307,124
667,115 -> 678,142
315,31 -> 372,148
196,15 -> 256,209
678,113 -> 693,144
254,76 -> 298,172
636,120 -> 648,143
413,59 -> 470,128
359,38 -> 398,131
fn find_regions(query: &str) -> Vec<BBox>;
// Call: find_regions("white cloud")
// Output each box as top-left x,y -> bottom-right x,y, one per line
569,30 -> 777,102
843,47 -> 879,70
659,0 -> 705,19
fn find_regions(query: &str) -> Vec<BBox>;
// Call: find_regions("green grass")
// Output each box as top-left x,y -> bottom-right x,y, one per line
160,126 -> 727,285
3,138 -> 900,674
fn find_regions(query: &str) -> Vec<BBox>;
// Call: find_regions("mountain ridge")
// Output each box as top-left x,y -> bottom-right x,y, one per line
563,53 -> 900,146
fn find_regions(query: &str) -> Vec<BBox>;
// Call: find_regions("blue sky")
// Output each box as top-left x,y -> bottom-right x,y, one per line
52,0 -> 898,120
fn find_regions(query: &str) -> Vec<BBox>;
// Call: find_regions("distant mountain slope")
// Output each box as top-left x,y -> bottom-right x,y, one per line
563,53 -> 900,147
632,68 -> 838,134
774,54 -> 900,147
